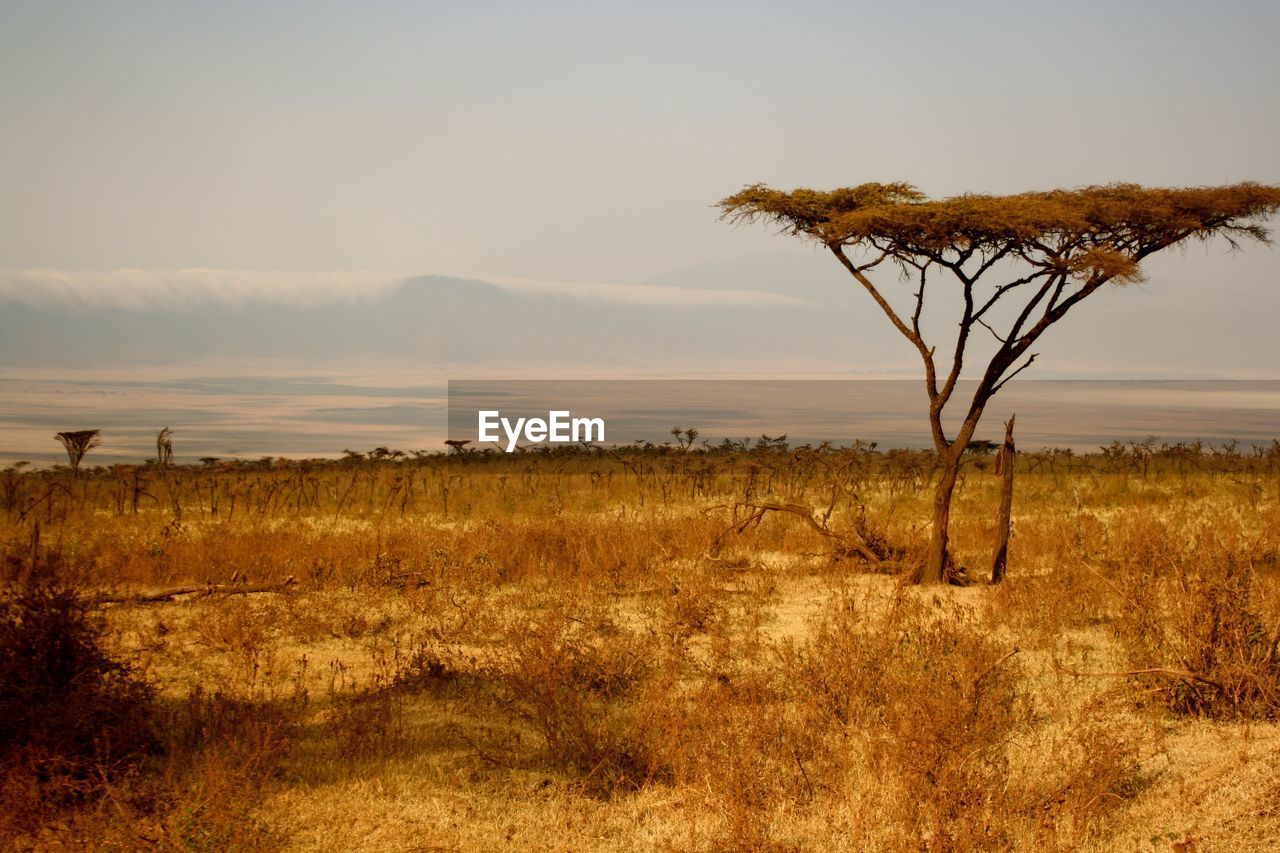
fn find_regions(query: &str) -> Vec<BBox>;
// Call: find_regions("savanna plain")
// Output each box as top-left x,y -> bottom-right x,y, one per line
3,439 -> 1279,851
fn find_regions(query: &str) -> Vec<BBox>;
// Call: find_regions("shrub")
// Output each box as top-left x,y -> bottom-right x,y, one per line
492,607 -> 674,794
0,566 -> 157,833
788,590 -> 1030,848
151,687 -> 291,849
1114,519 -> 1280,719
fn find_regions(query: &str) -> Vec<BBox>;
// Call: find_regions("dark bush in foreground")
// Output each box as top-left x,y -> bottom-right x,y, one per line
0,567 -> 157,819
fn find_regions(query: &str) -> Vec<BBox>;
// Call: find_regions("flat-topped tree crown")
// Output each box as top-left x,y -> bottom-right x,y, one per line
718,180 -> 1280,584
720,181 -> 1280,283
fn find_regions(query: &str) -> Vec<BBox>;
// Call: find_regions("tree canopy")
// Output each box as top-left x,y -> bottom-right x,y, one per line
719,182 -> 1280,281
55,429 -> 101,473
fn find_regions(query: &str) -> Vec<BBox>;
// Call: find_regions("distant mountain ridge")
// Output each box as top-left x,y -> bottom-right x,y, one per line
2,255 -> 1278,379
0,269 -> 889,370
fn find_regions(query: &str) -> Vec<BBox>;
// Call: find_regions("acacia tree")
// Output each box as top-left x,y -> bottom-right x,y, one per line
55,429 -> 101,475
719,182 -> 1280,583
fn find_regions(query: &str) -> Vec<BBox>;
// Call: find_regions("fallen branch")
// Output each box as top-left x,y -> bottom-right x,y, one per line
95,575 -> 297,605
383,571 -> 431,588
709,501 -> 883,564
1052,661 -> 1224,692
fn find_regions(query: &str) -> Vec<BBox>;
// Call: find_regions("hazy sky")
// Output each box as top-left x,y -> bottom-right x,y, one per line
3,1 -> 1278,276
1,0 -> 1279,384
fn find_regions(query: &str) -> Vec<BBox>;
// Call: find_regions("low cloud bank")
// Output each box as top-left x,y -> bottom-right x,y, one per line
0,269 -> 808,313
485,276 -> 809,308
0,269 -> 409,312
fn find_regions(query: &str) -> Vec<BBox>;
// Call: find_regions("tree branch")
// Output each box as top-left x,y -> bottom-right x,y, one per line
972,267 -> 1054,322
936,268 -> 975,414
976,317 -> 1008,344
95,576 -> 297,606
991,352 -> 1038,395
831,244 -> 947,451
830,244 -> 918,344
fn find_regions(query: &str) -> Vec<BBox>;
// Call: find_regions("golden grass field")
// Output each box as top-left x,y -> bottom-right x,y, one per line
2,443 -> 1279,851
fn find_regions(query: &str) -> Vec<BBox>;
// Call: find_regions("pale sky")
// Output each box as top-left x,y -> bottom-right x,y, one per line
1,0 -> 1279,378
3,1 -> 1278,275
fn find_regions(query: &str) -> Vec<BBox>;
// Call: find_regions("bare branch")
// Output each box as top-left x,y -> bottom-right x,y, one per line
991,352 -> 1039,396
972,267 -> 1054,322
976,317 -> 1008,344
829,244 -> 918,344
911,263 -> 928,337
720,500 -> 884,564
95,575 -> 297,606
937,270 -> 975,411
830,244 -> 944,445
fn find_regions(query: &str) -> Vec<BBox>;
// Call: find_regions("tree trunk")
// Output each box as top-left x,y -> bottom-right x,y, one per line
922,449 -> 963,584
990,415 -> 1016,584
919,394 -> 989,585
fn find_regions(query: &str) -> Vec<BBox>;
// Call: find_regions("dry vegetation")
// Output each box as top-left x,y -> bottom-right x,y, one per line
3,439 -> 1280,850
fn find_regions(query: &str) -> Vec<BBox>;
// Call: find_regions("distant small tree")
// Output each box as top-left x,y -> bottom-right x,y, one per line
670,427 -> 698,451
155,427 -> 173,467
719,181 -> 1280,583
54,430 -> 101,474
965,439 -> 999,457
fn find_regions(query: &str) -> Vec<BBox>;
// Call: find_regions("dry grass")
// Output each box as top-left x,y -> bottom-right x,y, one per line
2,444 -> 1279,850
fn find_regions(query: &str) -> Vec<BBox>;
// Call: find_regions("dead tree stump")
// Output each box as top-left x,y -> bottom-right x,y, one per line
991,415 -> 1016,584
